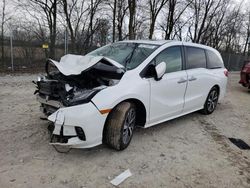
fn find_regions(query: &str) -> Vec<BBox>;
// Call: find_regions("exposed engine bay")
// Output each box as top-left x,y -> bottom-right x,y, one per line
35,55 -> 124,116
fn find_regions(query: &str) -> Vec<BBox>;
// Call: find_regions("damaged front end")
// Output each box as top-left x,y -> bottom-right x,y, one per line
34,54 -> 124,148
35,54 -> 124,116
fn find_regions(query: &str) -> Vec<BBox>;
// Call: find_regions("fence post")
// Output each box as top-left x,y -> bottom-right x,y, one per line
227,53 -> 231,71
10,29 -> 14,71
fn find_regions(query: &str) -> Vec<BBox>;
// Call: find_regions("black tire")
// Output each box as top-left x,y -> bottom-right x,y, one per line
201,86 -> 219,115
104,102 -> 136,150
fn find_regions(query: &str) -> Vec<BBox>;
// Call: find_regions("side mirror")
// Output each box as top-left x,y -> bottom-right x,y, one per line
155,62 -> 166,80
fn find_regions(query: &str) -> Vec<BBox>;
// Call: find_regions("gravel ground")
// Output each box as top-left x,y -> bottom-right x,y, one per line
0,72 -> 249,188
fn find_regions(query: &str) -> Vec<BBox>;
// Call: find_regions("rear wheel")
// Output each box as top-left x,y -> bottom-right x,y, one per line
104,102 -> 136,150
201,87 -> 219,115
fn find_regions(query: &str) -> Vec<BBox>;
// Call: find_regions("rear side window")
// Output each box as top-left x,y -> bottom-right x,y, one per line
186,47 -> 206,69
154,46 -> 182,73
206,50 -> 224,68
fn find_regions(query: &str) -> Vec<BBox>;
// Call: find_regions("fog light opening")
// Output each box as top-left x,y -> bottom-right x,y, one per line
75,126 -> 86,141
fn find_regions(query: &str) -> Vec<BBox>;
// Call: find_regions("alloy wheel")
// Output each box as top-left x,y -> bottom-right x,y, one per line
207,89 -> 218,113
122,108 -> 136,145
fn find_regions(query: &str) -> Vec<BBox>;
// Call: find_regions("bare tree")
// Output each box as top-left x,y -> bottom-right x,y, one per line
21,0 -> 59,59
159,0 -> 190,39
223,4 -> 244,52
0,0 -> 11,67
187,0 -> 226,44
148,0 -> 168,39
112,0 -> 117,42
205,2 -> 228,49
95,18 -> 110,45
134,2 -> 150,39
117,0 -> 128,41
88,0 -> 103,45
61,0 -> 88,53
243,12 -> 250,55
104,0 -> 117,42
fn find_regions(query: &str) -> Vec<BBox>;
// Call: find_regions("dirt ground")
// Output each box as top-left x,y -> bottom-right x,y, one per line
0,72 -> 250,188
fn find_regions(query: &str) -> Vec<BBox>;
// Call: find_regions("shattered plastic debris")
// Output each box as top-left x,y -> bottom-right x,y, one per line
110,169 -> 132,186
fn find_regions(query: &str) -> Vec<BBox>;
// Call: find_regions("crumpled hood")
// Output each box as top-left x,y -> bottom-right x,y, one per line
49,54 -> 123,76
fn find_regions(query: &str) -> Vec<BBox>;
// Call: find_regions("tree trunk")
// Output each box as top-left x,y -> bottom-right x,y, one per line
243,14 -> 250,56
128,0 -> 136,40
165,0 -> 175,39
1,0 -> 6,68
1,22 -> 4,68
62,0 -> 76,53
49,0 -> 57,59
117,0 -> 127,41
112,0 -> 117,42
117,20 -> 123,40
149,17 -> 156,39
89,0 -> 94,46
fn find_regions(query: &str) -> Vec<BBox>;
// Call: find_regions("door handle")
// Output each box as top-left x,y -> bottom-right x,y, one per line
177,78 -> 187,84
188,77 -> 197,81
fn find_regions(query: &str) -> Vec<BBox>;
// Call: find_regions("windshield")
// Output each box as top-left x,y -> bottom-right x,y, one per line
88,42 -> 159,70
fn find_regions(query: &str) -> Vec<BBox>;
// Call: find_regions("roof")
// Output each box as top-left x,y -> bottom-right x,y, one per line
119,40 -> 172,46
115,40 -> 219,53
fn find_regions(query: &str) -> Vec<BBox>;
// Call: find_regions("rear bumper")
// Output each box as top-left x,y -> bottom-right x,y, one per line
48,102 -> 108,148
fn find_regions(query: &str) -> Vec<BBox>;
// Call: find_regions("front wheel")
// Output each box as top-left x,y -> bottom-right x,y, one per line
201,87 -> 219,115
104,102 -> 136,150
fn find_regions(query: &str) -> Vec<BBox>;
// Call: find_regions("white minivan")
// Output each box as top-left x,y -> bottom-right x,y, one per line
35,40 -> 228,150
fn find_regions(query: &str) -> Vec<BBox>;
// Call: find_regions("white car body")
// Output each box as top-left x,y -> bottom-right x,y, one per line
37,40 -> 227,149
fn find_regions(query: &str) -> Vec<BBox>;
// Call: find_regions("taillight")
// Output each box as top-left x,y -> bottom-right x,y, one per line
224,69 -> 229,77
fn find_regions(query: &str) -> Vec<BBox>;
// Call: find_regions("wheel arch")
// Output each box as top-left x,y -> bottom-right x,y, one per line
212,84 -> 220,96
102,98 -> 147,141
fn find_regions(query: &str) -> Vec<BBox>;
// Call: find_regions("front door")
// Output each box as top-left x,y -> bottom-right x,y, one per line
148,46 -> 187,126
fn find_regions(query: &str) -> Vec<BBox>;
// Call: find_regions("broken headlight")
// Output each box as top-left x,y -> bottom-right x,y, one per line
63,89 -> 100,106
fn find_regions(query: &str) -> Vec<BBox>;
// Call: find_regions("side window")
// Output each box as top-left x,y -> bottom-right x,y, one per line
206,50 -> 224,69
154,46 -> 182,73
186,47 -> 206,69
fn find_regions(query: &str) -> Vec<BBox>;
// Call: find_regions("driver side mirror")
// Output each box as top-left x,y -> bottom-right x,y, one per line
155,62 -> 166,80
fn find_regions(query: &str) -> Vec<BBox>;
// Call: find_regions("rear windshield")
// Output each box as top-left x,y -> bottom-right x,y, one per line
88,42 -> 159,70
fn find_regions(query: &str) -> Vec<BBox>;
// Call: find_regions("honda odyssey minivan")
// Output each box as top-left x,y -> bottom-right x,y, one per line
35,40 -> 228,150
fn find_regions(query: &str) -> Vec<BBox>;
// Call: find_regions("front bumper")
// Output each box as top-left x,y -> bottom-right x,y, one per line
48,102 -> 108,148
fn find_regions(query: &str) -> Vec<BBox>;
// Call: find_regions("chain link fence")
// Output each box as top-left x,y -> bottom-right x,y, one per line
221,52 -> 249,71
0,43 -> 65,73
0,40 -> 249,73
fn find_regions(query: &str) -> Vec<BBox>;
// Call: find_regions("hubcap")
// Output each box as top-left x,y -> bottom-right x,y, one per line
207,90 -> 218,112
123,108 -> 136,145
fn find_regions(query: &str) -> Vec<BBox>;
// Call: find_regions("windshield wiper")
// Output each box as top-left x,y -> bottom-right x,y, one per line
123,43 -> 138,70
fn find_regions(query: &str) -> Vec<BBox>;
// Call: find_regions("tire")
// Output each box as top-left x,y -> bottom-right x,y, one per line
104,102 -> 136,150
201,86 -> 219,115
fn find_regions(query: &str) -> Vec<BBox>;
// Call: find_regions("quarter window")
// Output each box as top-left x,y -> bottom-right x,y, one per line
206,50 -> 224,68
154,46 -> 182,73
186,47 -> 206,69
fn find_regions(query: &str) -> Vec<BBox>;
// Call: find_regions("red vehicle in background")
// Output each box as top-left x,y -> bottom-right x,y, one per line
239,60 -> 250,89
